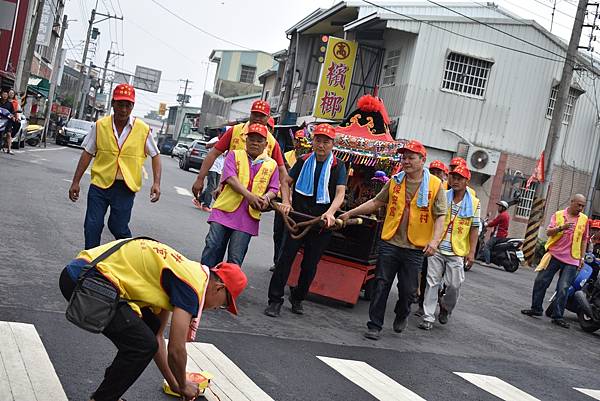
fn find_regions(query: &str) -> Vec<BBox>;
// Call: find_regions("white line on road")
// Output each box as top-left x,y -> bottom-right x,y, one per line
575,388 -> 600,400
27,147 -> 67,152
142,166 -> 148,180
318,356 -> 426,401
455,372 -> 540,401
62,179 -> 71,183
174,186 -> 193,197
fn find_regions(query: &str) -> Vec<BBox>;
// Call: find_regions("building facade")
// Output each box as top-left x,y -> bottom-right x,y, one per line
209,49 -> 274,98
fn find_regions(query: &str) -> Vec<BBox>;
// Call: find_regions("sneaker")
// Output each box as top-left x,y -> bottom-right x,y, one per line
551,318 -> 570,329
438,306 -> 449,325
392,315 -> 408,333
264,303 -> 282,317
521,309 -> 543,317
414,307 -> 424,317
289,296 -> 304,315
418,321 -> 433,331
363,328 -> 381,340
201,205 -> 212,212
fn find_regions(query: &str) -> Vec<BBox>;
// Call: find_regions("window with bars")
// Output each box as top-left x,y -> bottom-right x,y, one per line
239,65 -> 256,84
442,52 -> 493,98
515,183 -> 537,219
546,86 -> 578,124
382,49 -> 401,85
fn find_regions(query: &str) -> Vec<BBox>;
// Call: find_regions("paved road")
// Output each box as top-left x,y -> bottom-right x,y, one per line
0,144 -> 599,401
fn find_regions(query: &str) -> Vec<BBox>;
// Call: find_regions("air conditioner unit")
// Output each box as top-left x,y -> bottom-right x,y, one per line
466,146 -> 501,176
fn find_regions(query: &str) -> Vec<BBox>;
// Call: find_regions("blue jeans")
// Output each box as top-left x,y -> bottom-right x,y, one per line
200,171 -> 220,207
367,241 -> 424,331
530,256 -> 578,319
201,222 -> 252,268
84,182 -> 135,249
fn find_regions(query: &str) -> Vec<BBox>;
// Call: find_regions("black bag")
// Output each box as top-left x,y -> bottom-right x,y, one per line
65,237 -> 155,333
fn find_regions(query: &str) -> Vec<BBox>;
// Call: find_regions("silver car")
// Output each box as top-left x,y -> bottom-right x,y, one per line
56,118 -> 94,147
171,143 -> 189,159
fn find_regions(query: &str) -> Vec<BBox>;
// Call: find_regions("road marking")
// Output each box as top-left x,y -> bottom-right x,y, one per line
27,147 -> 67,152
142,166 -> 148,180
186,342 -> 275,401
575,388 -> 600,400
455,372 -> 540,401
62,179 -> 71,183
0,321 -> 68,401
318,356 -> 426,401
174,186 -> 193,197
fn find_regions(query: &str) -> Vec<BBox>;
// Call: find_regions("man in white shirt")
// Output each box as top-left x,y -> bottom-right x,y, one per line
196,129 -> 226,212
68,84 -> 162,249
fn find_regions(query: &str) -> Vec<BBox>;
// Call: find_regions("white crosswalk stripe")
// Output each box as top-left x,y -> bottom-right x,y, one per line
318,356 -> 426,401
175,186 -> 194,197
455,372 -> 540,401
0,321 -> 68,401
575,388 -> 600,400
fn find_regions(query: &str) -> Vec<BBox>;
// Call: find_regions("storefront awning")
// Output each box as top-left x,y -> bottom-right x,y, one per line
27,76 -> 50,98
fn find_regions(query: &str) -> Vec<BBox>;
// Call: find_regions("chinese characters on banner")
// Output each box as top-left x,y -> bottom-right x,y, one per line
313,37 -> 358,120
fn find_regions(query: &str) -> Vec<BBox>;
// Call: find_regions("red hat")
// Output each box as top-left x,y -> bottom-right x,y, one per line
450,164 -> 471,180
210,262 -> 248,315
429,160 -> 448,174
113,84 -> 135,102
247,122 -> 268,138
313,123 -> 336,139
294,130 -> 305,139
267,116 -> 275,129
400,139 -> 426,157
251,100 -> 270,116
450,157 -> 467,167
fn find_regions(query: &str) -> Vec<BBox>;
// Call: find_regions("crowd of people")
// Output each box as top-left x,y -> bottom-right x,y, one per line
61,85 -> 591,401
0,87 -> 22,154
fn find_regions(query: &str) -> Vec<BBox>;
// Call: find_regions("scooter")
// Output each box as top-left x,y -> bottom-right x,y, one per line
476,219 -> 525,272
0,107 -> 13,147
24,124 -> 43,146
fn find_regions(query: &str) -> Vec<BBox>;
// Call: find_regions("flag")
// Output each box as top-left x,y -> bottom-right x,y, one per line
526,152 -> 545,188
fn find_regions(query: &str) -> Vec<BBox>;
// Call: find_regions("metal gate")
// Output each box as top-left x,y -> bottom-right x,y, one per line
345,44 -> 385,115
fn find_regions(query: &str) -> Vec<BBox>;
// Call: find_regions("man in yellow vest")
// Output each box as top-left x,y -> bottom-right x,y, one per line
68,84 -> 162,249
418,164 -> 480,330
201,123 -> 280,268
521,194 -> 589,328
59,238 -> 248,401
191,100 -> 289,205
339,140 -> 447,340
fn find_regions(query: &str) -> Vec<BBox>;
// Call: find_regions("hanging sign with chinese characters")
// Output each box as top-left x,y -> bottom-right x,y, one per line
313,36 -> 358,120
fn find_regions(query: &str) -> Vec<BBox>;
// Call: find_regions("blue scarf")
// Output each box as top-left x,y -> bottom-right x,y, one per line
392,168 -> 431,207
446,188 -> 475,218
295,152 -> 333,204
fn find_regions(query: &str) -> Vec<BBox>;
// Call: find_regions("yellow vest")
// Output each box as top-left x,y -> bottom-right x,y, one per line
91,116 -> 149,192
77,239 -> 208,316
443,192 -> 480,257
230,122 -> 276,158
381,174 -> 442,247
545,210 -> 588,259
212,150 -> 277,220
284,150 -> 297,168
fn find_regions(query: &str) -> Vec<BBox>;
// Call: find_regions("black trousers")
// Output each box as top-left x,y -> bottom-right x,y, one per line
418,257 -> 428,308
268,229 -> 332,304
59,268 -> 160,401
272,211 -> 286,265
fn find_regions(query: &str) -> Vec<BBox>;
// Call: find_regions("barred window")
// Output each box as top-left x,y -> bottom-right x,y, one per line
382,49 -> 401,85
515,183 -> 537,219
442,52 -> 493,98
546,86 -> 578,124
239,65 -> 256,84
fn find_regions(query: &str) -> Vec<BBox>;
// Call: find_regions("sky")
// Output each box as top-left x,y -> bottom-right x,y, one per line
61,0 -> 586,117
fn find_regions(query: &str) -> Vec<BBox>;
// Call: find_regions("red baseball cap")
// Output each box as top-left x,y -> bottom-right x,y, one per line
210,262 -> 248,315
247,122 -> 268,138
267,116 -> 275,129
251,100 -> 270,116
450,157 -> 467,167
313,123 -> 336,139
450,164 -> 471,180
429,160 -> 448,174
294,130 -> 305,139
400,139 -> 427,157
113,84 -> 135,103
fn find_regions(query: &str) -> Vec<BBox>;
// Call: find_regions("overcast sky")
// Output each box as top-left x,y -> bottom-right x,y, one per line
61,0 -> 585,116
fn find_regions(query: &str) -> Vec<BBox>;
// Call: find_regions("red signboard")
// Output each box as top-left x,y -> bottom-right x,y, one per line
51,103 -> 71,117
0,0 -> 30,76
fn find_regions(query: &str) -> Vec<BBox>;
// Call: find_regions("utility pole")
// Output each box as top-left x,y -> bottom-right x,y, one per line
73,1 -> 123,119
279,37 -> 296,124
41,14 -> 68,148
14,0 -> 46,98
174,79 -> 192,140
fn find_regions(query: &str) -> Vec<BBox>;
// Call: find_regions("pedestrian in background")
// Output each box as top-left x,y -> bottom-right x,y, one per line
8,89 -> 20,148
195,128 -> 226,212
0,89 -> 14,154
522,194 -> 589,328
481,200 -> 511,264
340,140 -> 446,340
68,84 -> 162,249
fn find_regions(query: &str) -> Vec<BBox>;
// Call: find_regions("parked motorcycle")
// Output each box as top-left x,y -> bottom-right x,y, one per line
24,124 -> 43,146
476,218 -> 525,272
574,254 -> 600,332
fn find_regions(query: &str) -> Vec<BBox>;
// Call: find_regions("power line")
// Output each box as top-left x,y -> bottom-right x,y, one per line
148,0 -> 255,50
526,0 -> 576,20
490,0 -> 572,31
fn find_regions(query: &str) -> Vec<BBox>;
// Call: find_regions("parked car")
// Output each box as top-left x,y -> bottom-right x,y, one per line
171,143 -> 189,159
159,137 -> 177,155
179,140 -> 208,171
56,118 -> 94,147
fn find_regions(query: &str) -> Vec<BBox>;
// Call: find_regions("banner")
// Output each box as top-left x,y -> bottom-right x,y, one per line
313,37 -> 358,120
526,151 -> 545,189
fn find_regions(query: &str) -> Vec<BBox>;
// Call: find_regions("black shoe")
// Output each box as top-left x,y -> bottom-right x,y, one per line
418,320 -> 433,331
438,306 -> 449,325
289,296 -> 304,315
521,309 -> 543,317
551,318 -> 570,329
393,315 -> 408,333
269,264 -> 276,272
363,328 -> 381,340
264,303 -> 282,317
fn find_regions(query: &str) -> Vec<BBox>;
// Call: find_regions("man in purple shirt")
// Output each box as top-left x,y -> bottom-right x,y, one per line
201,123 -> 280,268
